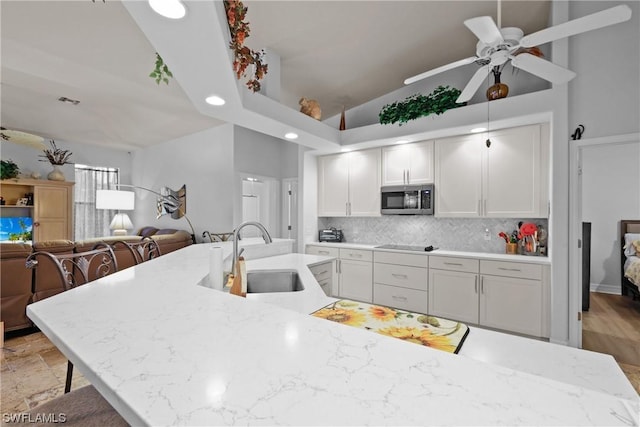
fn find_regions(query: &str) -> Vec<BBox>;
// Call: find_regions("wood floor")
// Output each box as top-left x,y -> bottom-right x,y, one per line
1,292 -> 638,415
582,291 -> 640,394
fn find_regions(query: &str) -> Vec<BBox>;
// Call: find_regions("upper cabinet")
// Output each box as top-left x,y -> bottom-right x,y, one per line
435,123 -> 549,218
382,140 -> 434,186
318,148 -> 381,217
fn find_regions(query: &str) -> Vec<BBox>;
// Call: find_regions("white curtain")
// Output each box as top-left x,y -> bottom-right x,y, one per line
74,165 -> 119,240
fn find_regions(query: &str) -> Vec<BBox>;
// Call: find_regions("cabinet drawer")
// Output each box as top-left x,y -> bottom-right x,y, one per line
374,251 -> 428,268
373,283 -> 428,313
339,248 -> 373,262
306,245 -> 339,258
374,263 -> 427,291
309,262 -> 332,282
481,260 -> 542,280
429,256 -> 479,273
318,278 -> 331,296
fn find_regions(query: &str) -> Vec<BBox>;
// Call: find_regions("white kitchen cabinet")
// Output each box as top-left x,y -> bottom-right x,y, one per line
428,256 -> 480,324
434,124 -> 549,218
428,256 -> 548,338
309,261 -> 334,297
318,148 -> 381,217
307,245 -> 373,302
373,250 -> 428,313
382,141 -> 434,186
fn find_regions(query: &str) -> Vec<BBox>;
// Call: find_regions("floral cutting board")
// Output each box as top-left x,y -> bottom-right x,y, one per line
312,299 -> 470,354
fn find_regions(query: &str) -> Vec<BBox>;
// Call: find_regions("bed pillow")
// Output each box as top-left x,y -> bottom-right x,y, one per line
633,240 -> 640,256
624,233 -> 640,257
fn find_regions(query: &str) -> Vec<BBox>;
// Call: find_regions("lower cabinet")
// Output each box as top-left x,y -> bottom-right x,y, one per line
429,256 -> 548,338
308,261 -> 334,296
305,245 -> 373,302
373,251 -> 428,313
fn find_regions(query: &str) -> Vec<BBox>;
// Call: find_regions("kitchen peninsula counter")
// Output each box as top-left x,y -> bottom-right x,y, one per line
27,243 -> 638,426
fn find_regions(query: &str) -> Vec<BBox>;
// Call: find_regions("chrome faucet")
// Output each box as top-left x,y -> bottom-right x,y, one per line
232,221 -> 272,276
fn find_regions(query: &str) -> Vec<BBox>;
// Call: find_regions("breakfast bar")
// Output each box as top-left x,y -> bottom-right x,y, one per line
26,243 -> 640,426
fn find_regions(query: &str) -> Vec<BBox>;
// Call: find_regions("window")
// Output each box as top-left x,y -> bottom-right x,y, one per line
74,164 -> 119,240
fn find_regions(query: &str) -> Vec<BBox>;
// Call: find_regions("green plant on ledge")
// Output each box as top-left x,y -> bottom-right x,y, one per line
379,85 -> 466,126
0,159 -> 19,180
149,53 -> 173,85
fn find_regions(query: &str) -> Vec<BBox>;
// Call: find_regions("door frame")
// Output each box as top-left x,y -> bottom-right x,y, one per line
568,132 -> 640,347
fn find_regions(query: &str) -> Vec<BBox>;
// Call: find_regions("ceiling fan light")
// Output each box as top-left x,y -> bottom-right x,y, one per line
471,127 -> 487,133
284,132 -> 298,140
148,0 -> 186,19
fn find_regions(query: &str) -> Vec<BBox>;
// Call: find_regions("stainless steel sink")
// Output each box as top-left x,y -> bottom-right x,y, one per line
246,270 -> 305,293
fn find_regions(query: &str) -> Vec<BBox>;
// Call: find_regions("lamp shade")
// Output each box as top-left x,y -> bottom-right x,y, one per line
96,190 -> 135,210
110,213 -> 134,235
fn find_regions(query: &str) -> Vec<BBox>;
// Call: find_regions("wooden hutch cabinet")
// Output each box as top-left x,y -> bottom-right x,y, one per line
0,178 -> 74,242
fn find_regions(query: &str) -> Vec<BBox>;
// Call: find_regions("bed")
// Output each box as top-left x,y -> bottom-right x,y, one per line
621,220 -> 640,299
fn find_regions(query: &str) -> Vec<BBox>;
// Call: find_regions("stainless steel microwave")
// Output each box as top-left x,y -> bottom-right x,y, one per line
381,184 -> 434,215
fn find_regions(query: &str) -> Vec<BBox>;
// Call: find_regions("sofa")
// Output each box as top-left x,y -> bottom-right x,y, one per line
1,228 -> 192,333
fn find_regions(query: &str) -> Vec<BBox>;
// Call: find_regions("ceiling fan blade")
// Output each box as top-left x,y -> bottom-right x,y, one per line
0,128 -> 46,150
404,57 -> 477,85
456,64 -> 491,103
510,53 -> 576,83
521,4 -> 632,47
464,16 -> 504,45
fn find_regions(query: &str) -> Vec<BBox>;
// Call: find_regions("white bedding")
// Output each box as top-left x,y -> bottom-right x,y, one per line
624,255 -> 640,288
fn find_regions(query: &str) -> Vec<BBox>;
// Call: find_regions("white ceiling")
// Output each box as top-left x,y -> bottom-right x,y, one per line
0,0 -> 550,152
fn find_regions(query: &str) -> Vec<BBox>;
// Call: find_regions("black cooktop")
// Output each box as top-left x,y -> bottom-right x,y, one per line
375,244 -> 436,252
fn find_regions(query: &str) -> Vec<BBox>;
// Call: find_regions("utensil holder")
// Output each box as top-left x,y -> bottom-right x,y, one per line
506,243 -> 518,254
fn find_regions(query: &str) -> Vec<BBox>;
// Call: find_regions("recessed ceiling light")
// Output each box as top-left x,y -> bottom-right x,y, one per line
284,132 -> 298,140
148,0 -> 186,19
471,127 -> 487,133
205,95 -> 226,106
395,139 -> 410,144
340,148 -> 353,152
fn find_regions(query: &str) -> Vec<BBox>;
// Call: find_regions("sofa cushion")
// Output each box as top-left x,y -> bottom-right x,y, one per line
137,226 -> 158,238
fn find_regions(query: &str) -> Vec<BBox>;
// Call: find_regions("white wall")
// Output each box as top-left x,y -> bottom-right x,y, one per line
0,139 -> 132,184
130,125 -> 235,241
582,141 -> 640,290
568,1 -> 640,138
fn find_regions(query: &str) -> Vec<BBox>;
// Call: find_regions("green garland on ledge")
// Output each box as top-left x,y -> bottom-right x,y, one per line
379,85 -> 466,126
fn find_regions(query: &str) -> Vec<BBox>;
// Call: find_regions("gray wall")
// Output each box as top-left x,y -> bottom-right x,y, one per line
130,125 -> 235,241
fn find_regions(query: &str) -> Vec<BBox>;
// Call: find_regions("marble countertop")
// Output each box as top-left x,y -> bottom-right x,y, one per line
308,241 -> 552,264
27,243 -> 638,426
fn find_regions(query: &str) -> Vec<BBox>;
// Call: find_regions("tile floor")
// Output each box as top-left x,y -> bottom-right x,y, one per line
1,330 -> 89,414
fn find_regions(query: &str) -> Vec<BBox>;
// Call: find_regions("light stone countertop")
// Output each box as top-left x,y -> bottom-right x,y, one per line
308,241 -> 552,264
27,243 -> 638,426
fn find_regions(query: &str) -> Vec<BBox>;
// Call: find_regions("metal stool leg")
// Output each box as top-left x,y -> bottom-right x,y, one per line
64,360 -> 74,393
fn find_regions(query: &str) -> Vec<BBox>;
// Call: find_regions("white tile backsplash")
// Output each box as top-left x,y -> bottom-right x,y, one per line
318,217 -> 548,254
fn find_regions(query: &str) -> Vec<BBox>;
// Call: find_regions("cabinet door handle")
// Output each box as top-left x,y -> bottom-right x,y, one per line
407,169 -> 410,184
478,200 -> 481,215
346,202 -> 349,216
392,273 -> 408,279
350,253 -> 362,258
33,222 -> 40,227
392,295 -> 408,301
319,250 -> 330,255
444,262 -> 463,266
474,276 -> 478,293
484,199 -> 487,215
498,267 -> 522,272
317,270 -> 329,275
480,277 -> 485,294
348,202 -> 352,216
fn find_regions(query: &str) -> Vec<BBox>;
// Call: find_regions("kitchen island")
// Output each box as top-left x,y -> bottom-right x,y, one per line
27,243 -> 639,426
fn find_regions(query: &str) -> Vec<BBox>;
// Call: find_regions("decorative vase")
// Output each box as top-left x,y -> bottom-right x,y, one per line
47,165 -> 65,181
339,106 -> 346,131
486,69 -> 509,101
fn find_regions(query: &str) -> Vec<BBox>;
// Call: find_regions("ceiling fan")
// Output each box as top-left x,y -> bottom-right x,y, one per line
404,4 -> 632,103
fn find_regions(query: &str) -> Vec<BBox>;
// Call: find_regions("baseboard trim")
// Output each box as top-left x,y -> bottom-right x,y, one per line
589,283 -> 621,295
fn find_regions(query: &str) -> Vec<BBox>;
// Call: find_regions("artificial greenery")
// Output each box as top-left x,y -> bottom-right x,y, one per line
0,159 -> 19,180
379,85 -> 466,126
149,53 -> 173,85
39,140 -> 72,165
